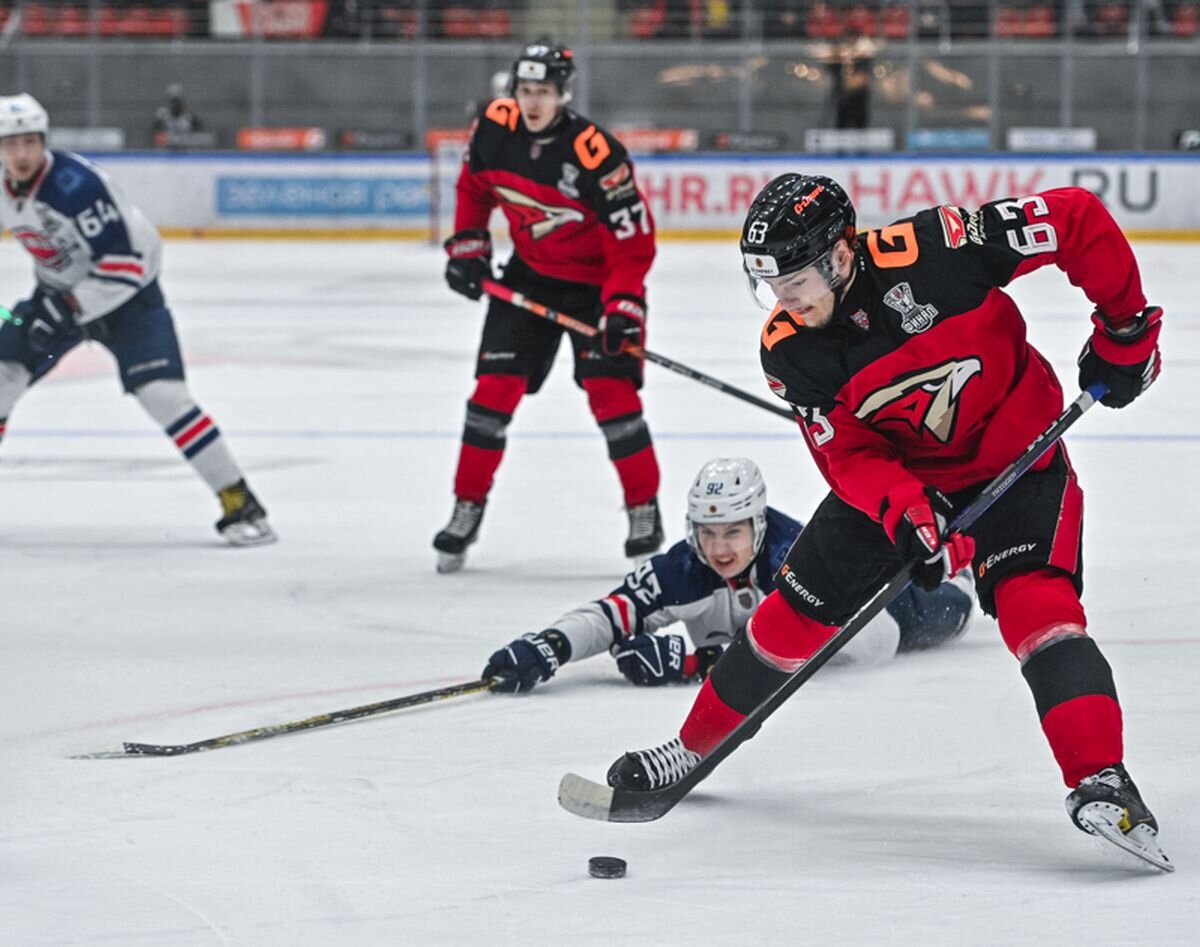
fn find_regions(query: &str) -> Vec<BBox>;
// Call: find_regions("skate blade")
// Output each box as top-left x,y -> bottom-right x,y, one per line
1078,805 -> 1174,872
436,551 -> 466,574
221,520 -> 278,547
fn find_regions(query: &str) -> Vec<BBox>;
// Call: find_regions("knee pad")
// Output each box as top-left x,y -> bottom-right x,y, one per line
0,361 -> 32,418
995,569 -> 1087,662
132,378 -> 195,428
470,375 -> 527,415
746,590 -> 837,672
582,376 -> 642,422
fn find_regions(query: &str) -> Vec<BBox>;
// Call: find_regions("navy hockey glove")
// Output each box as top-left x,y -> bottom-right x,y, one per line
443,229 -> 493,301
16,291 -> 76,355
1078,305 -> 1162,409
483,630 -> 570,694
598,295 -> 646,356
612,632 -> 686,686
884,486 -> 975,593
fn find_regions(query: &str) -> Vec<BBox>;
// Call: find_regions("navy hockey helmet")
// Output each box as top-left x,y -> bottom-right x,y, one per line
509,41 -> 576,95
740,173 -> 856,307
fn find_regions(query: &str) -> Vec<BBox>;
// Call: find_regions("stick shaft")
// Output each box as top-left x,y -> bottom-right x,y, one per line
481,278 -> 795,421
108,679 -> 497,757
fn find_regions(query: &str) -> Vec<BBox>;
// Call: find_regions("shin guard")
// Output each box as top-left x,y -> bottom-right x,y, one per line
997,571 -> 1122,787
583,377 -> 659,506
453,375 -> 526,503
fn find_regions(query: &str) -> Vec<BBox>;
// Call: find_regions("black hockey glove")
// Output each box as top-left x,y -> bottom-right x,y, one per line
16,291 -> 77,355
884,486 -> 975,593
443,229 -> 493,301
612,632 -> 686,686
599,295 -> 646,356
1077,305 -> 1162,409
483,630 -> 571,694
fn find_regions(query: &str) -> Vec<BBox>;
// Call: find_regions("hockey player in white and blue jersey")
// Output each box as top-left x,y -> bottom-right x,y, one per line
0,93 -> 273,544
483,457 -> 973,692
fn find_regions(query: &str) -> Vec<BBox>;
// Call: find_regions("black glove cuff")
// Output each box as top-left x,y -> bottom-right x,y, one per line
444,229 -> 492,258
1094,305 -> 1161,344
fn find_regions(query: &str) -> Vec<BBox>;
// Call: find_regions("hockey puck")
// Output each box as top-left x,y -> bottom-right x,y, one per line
587,856 -> 627,879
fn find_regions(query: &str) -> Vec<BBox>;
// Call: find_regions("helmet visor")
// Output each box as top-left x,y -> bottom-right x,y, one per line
743,247 -> 839,312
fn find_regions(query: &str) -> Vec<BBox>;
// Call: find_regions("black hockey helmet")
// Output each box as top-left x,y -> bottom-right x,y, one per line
740,174 -> 856,303
509,41 -> 576,95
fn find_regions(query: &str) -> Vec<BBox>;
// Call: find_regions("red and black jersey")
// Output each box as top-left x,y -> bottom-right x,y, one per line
760,187 -> 1149,525
454,98 -> 656,303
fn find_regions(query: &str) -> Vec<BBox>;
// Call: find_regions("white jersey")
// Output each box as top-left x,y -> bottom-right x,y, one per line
1,149 -> 161,323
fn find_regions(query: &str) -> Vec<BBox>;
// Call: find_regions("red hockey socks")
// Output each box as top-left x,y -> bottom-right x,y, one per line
582,376 -> 659,506
679,591 -> 834,756
453,375 -> 527,503
995,570 -> 1122,787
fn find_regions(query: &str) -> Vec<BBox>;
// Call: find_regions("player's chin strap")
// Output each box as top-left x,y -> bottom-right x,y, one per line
480,278 -> 795,422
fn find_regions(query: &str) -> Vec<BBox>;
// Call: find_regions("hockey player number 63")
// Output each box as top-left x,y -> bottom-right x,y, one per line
993,195 -> 1058,256
797,406 -> 835,446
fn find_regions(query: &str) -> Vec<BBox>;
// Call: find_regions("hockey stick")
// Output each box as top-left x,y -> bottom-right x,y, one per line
559,383 -> 1109,822
72,678 -> 498,759
481,278 -> 795,421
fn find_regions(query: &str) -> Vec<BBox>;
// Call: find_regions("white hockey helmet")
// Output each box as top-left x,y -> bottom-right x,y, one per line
686,457 -> 768,565
0,94 -> 49,139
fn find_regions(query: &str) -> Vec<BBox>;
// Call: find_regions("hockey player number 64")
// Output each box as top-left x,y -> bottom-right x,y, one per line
76,200 -> 120,238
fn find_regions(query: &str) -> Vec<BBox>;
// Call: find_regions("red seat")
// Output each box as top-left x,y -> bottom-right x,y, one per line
441,7 -> 476,38
1094,2 -> 1129,34
628,1 -> 667,39
806,2 -> 844,39
477,9 -> 511,38
881,5 -> 911,37
995,7 -> 1023,36
1172,1 -> 1198,36
844,4 -> 879,36
1024,4 -> 1057,36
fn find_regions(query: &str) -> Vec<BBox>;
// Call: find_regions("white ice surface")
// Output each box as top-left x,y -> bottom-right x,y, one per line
2,238 -> 1197,945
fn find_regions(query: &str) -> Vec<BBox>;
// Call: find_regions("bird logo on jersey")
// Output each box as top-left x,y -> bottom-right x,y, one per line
494,185 -> 585,240
12,227 -> 69,270
855,357 -> 982,443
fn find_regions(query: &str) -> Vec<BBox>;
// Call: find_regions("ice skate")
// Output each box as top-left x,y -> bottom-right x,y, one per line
215,479 -> 276,546
624,498 -> 664,560
606,736 -> 700,792
1066,763 -> 1173,872
433,499 -> 485,573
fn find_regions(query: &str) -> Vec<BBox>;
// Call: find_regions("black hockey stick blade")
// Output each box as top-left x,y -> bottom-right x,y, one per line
71,678 -> 499,759
558,385 -> 1107,822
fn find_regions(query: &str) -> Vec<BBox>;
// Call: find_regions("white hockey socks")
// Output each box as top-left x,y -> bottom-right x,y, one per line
134,379 -> 243,492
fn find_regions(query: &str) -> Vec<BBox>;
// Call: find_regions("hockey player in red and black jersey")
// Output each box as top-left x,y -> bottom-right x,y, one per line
604,175 -> 1171,871
433,41 -> 663,573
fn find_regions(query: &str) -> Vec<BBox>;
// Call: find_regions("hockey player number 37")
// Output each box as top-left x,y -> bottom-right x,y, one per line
609,201 -> 651,239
